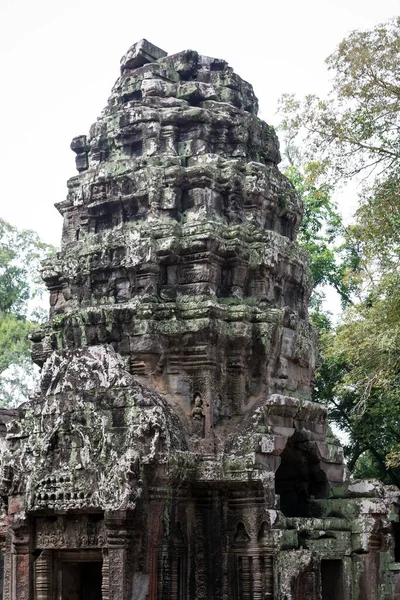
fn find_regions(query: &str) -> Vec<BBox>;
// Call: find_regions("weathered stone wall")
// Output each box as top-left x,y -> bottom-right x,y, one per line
0,39 -> 399,600
33,39 -> 315,438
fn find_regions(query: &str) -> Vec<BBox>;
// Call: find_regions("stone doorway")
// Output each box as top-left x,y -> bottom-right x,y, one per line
56,551 -> 102,600
321,560 -> 344,600
275,435 -> 329,517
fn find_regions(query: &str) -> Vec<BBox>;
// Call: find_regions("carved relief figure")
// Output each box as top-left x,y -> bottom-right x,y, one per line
191,393 -> 205,437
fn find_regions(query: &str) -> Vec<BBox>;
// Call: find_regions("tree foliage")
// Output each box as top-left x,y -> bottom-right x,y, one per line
315,280 -> 400,486
0,218 -> 54,406
279,17 -> 400,183
285,161 -> 360,309
279,17 -> 400,484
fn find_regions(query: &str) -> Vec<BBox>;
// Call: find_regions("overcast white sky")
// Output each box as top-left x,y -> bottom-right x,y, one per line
0,0 -> 399,247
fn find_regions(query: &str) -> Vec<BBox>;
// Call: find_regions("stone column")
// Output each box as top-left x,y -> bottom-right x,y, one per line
3,531 -> 12,600
252,555 -> 263,600
264,554 -> 274,599
101,549 -> 110,600
239,555 -> 252,600
105,511 -> 131,600
11,523 -> 32,600
34,550 -> 52,600
146,493 -> 165,600
0,532 -> 6,600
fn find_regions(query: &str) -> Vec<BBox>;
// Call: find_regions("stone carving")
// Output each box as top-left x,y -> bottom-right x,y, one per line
190,392 -> 205,437
0,38 -> 398,600
3,345 -> 187,513
35,515 -> 106,548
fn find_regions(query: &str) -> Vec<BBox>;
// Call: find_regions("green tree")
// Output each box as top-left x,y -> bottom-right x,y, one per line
0,218 -> 54,406
315,286 -> 400,486
278,17 -> 400,183
285,161 -> 360,309
279,17 -> 400,483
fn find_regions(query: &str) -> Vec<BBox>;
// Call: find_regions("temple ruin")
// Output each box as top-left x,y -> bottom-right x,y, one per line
1,39 -> 400,599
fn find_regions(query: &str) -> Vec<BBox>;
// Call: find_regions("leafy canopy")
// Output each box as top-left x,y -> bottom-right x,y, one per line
279,17 -> 400,182
279,17 -> 400,484
0,218 -> 54,406
285,161 -> 360,310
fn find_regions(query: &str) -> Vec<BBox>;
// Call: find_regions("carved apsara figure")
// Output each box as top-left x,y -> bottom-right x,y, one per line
190,393 -> 205,437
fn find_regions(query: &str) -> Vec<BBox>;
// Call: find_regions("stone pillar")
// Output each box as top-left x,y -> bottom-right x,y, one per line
252,555 -> 263,600
239,555 -> 252,600
147,493 -> 165,600
105,511 -> 131,600
3,531 -> 12,600
101,549 -> 110,600
193,517 -> 207,600
34,550 -> 52,600
11,523 -> 32,600
0,533 -> 6,600
264,554 -> 274,599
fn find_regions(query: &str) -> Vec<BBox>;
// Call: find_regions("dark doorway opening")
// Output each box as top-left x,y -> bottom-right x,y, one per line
60,560 -> 102,600
321,560 -> 344,600
392,522 -> 400,562
275,436 -> 329,517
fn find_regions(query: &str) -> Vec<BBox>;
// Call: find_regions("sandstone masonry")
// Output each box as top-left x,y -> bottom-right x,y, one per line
0,39 -> 399,600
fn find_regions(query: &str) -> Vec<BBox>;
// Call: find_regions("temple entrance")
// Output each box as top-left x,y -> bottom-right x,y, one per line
275,435 -> 329,517
57,551 -> 102,600
321,560 -> 344,600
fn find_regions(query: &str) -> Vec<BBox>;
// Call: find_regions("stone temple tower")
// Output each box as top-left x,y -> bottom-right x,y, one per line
1,39 -> 400,600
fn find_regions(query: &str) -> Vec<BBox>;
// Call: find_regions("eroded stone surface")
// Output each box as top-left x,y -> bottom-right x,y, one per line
0,40 -> 399,600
